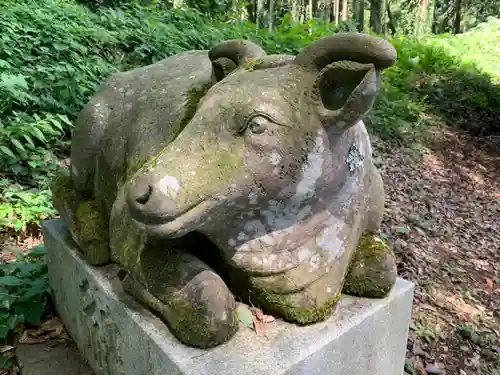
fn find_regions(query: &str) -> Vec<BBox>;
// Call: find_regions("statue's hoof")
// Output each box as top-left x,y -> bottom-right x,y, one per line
166,269 -> 238,348
121,269 -> 238,349
343,233 -> 397,298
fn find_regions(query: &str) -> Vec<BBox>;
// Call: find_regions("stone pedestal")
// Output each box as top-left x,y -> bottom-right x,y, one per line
43,219 -> 414,375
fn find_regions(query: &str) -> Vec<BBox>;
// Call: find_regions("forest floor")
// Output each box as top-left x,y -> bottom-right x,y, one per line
1,125 -> 499,375
373,127 -> 500,375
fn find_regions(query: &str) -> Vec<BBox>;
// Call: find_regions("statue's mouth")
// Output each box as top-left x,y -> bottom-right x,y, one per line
129,199 -> 219,238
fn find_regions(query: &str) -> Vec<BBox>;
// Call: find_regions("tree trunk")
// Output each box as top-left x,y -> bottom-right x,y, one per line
453,0 -> 461,33
334,0 -> 340,24
247,0 -> 256,23
269,0 -> 275,31
354,0 -> 365,31
256,0 -> 266,27
342,0 -> 349,20
386,1 -> 396,34
370,0 -> 386,34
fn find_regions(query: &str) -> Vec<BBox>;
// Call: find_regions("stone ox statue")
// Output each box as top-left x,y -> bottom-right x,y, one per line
52,32 -> 398,349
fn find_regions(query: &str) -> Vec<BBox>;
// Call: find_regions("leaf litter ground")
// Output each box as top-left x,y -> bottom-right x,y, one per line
1,126 -> 498,375
372,127 -> 499,375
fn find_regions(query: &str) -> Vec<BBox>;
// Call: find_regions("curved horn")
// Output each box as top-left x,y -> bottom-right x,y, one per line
208,40 -> 267,67
293,33 -> 397,72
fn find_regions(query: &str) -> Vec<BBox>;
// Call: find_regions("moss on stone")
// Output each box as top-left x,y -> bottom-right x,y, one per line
251,287 -> 342,325
51,173 -> 76,206
343,233 -> 397,298
51,173 -> 110,265
181,83 -> 212,129
74,201 -> 110,265
244,58 -> 264,71
165,297 -> 226,349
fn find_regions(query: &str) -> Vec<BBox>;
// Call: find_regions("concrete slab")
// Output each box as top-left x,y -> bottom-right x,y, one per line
43,218 -> 414,375
16,340 -> 94,375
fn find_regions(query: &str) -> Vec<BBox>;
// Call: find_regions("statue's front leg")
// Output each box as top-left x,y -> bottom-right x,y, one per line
342,163 -> 397,298
51,174 -> 110,265
121,243 -> 238,349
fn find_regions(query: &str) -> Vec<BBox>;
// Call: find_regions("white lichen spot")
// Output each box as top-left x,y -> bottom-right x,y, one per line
221,311 -> 227,321
228,238 -> 237,247
238,243 -> 250,252
346,143 -> 364,172
295,132 -> 325,200
157,176 -> 180,198
326,287 -> 332,293
316,220 -> 345,262
237,232 -> 248,241
248,192 -> 258,205
297,247 -> 313,263
269,151 -> 282,166
191,171 -> 196,176
308,254 -> 321,271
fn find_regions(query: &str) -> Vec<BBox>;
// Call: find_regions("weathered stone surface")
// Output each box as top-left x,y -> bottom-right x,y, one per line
51,33 -> 402,348
43,219 -> 414,375
16,340 -> 94,375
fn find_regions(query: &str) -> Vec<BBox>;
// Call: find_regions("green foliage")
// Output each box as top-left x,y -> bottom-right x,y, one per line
0,180 -> 56,235
0,244 -> 52,340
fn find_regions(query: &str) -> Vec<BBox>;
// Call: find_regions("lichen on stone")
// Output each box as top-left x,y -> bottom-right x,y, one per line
343,233 -> 397,298
244,57 -> 264,71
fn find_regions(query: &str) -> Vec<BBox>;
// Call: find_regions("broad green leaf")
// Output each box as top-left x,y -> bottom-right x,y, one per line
28,244 -> 47,257
10,138 -> 25,154
0,356 -> 12,369
29,127 -> 48,143
236,304 -> 253,328
0,275 -> 25,286
13,297 -> 45,325
0,146 -> 15,159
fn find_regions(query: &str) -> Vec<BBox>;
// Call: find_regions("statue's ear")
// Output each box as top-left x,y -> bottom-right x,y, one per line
314,60 -> 380,130
208,40 -> 267,82
293,33 -> 397,131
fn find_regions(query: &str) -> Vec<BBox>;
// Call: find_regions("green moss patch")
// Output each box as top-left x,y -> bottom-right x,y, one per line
343,233 -> 397,298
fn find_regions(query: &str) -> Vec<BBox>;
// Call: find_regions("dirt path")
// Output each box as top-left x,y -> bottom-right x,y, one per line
373,128 -> 500,375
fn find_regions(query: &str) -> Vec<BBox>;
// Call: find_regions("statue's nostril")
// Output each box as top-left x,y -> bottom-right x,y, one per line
135,184 -> 153,205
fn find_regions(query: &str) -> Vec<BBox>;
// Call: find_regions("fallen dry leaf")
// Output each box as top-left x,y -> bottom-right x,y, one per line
252,316 -> 268,339
0,346 -> 14,354
485,278 -> 494,293
251,307 -> 276,324
18,317 -> 70,345
262,315 -> 275,323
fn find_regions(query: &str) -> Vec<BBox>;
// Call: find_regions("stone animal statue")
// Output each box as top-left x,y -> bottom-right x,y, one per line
52,32 -> 398,349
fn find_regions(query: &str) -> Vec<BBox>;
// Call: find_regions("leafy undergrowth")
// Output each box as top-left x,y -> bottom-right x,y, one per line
0,244 -> 54,370
373,127 -> 500,374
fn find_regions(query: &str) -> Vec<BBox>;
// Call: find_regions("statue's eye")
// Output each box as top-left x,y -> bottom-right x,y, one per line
248,116 -> 268,134
240,114 -> 271,135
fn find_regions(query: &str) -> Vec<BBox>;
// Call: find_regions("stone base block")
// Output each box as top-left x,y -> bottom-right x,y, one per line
43,219 -> 414,375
